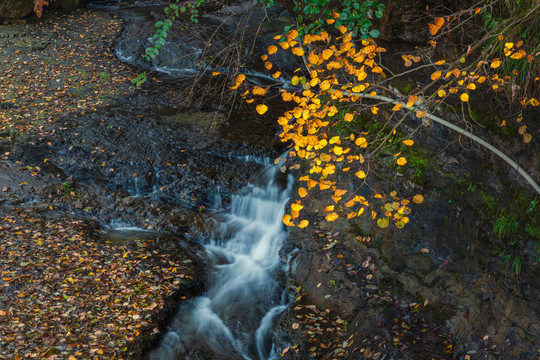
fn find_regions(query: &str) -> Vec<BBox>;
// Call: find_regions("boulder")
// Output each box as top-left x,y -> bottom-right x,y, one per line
0,0 -> 33,19
0,0 -> 87,20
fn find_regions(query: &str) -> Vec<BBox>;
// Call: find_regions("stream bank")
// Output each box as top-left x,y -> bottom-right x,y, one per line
0,4 -> 286,358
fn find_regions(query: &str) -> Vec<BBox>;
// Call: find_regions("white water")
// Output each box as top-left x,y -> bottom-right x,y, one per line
148,163 -> 293,360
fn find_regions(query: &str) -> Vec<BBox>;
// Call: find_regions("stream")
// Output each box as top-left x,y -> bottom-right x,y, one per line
84,0 -> 295,358
148,164 -> 293,359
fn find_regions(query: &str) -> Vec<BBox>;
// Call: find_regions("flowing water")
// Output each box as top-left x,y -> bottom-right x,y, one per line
148,163 -> 293,360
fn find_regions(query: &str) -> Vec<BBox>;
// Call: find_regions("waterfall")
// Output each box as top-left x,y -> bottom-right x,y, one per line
148,163 -> 293,359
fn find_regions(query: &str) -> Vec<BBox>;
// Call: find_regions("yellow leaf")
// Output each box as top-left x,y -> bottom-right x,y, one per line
265,61 -> 273,70
298,187 -> 308,197
490,59 -> 502,68
212,71 -> 221,76
475,7 -> 481,14
523,133 -> 532,143
322,49 -> 334,60
256,104 -> 268,114
326,212 -> 339,221
518,125 -> 527,135
355,137 -> 368,147
329,136 -> 341,144
396,157 -> 407,166
434,60 -> 446,65
268,45 -> 278,54
431,71 -> 441,80
377,218 -> 389,228
320,80 -> 331,91
318,180 -> 332,190
402,139 -> 414,146
286,29 -> 299,41
460,93 -> 469,102
252,86 -> 268,96
272,71 -> 281,79
344,113 -> 353,122
338,25 -> 347,34
413,194 -> 424,204
291,203 -> 303,212
392,103 -> 402,111
428,18 -> 444,36
230,73 -> 246,89
325,205 -> 335,212
355,170 -> 366,179
416,110 -> 427,118
406,95 -> 418,107
434,17 -> 444,26
282,214 -> 294,226
437,89 -> 447,97
371,106 -> 379,114
298,219 -> 309,228
291,47 -> 305,56
510,50 -> 526,60
466,83 -> 476,90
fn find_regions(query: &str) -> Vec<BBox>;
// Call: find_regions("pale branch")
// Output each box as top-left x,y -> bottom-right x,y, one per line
342,91 -> 540,195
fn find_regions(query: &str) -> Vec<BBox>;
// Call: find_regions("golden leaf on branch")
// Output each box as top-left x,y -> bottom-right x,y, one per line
298,220 -> 309,228
256,104 -> 268,114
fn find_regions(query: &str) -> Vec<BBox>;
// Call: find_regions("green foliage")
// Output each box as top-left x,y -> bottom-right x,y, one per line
99,72 -> 110,81
145,18 -> 174,60
493,215 -> 519,245
144,0 -> 205,62
61,182 -> 73,197
285,0 -> 384,39
500,253 -> 522,275
131,72 -> 147,87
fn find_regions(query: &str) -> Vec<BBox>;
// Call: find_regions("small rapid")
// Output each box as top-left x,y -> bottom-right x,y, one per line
148,162 -> 293,359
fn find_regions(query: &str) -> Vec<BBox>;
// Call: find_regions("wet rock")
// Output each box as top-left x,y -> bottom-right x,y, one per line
405,253 -> 434,274
121,196 -> 134,206
73,199 -> 84,209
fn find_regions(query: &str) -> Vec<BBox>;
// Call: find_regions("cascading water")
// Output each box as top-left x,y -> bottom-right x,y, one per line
148,162 -> 293,360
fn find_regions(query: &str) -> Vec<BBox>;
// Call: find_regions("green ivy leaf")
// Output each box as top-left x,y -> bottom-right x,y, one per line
369,29 -> 380,38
